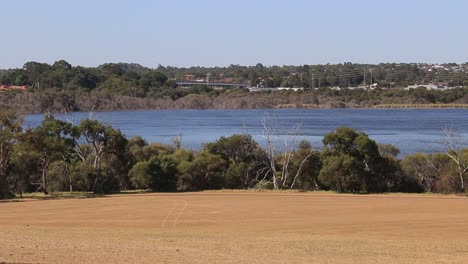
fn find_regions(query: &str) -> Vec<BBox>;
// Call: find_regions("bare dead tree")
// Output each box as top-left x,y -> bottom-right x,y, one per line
443,127 -> 468,192
424,153 -> 447,179
280,121 -> 304,188
261,112 -> 313,190
261,112 -> 279,189
88,106 -> 97,120
249,166 -> 267,187
171,132 -> 183,150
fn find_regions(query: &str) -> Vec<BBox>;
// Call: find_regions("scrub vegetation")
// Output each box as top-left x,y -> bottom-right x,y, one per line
1,110 -> 467,199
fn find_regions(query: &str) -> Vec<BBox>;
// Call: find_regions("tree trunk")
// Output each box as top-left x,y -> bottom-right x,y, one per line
0,174 -> 12,199
459,169 -> 465,192
271,161 -> 278,190
42,166 -> 49,195
290,152 -> 313,189
94,156 -> 99,169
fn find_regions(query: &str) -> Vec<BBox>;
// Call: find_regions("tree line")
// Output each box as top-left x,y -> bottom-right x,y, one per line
1,111 -> 467,199
1,60 -> 468,94
1,61 -> 468,114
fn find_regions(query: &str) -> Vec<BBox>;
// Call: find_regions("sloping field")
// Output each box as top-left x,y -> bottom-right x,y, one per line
1,192 -> 468,263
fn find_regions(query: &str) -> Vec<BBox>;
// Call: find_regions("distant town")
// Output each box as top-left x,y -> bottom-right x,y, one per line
174,63 -> 467,92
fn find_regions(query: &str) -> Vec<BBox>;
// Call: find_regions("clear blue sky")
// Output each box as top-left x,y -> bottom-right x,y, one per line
2,0 -> 468,68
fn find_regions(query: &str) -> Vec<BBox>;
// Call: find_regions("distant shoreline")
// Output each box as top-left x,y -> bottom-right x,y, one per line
274,103 -> 468,109
3,85 -> 468,114
373,103 -> 468,109
22,104 -> 468,116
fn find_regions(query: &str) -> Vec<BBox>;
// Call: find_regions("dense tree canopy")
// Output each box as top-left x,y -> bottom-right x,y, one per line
319,127 -> 398,193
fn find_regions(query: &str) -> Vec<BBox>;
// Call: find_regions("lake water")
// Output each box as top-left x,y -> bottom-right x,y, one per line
24,109 -> 468,156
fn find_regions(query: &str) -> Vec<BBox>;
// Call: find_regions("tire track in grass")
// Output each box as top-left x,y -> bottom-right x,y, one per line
172,199 -> 188,228
161,198 -> 179,228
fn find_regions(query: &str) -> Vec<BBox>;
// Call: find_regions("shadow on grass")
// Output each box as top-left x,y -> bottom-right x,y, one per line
0,199 -> 27,203
2,189 -> 467,202
1,190 -> 154,202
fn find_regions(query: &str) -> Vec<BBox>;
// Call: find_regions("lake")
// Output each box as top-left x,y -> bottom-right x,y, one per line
24,109 -> 468,156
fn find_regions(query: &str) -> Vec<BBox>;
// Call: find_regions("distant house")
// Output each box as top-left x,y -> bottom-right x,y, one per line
248,87 -> 278,92
404,84 -> 455,90
405,84 -> 437,90
277,87 -> 304,92
183,74 -> 195,81
248,87 -> 304,92
0,85 -> 28,91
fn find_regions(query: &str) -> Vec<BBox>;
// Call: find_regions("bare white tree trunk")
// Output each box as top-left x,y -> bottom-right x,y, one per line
444,127 -> 468,192
290,151 -> 313,189
261,113 -> 311,190
262,113 -> 279,189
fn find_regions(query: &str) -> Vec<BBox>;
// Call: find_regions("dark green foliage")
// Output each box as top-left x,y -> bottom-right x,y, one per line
177,152 -> 227,191
378,143 -> 401,158
206,134 -> 263,163
319,127 -> 397,193
48,161 -> 73,192
401,153 -> 457,193
289,141 -> 322,190
72,118 -> 129,193
129,156 -> 178,191
19,114 -> 74,194
128,161 -> 152,189
75,118 -> 128,170
225,162 -> 249,189
0,111 -> 22,199
205,134 -> 268,188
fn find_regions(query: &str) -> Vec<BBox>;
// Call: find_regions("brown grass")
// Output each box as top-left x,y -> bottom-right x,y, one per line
1,191 -> 468,263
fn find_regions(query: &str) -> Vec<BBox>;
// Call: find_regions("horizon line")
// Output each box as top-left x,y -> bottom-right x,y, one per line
2,60 -> 468,70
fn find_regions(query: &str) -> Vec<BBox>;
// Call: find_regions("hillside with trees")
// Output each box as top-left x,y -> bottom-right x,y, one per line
1,61 -> 468,113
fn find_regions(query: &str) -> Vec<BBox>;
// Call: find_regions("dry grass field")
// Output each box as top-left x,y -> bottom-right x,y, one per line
1,191 -> 468,263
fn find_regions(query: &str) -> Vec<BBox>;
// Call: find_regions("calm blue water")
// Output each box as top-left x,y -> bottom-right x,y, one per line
24,109 -> 468,156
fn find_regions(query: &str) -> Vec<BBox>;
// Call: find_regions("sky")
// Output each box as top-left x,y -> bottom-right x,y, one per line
2,0 -> 468,68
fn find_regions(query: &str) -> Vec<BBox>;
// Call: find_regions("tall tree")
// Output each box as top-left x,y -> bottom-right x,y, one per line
206,134 -> 268,188
319,127 -> 391,193
23,61 -> 50,89
20,114 -> 73,194
0,111 -> 22,199
72,118 -> 128,192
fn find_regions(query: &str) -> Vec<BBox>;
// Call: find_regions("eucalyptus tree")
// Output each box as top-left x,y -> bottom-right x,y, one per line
129,155 -> 177,191
0,111 -> 22,199
205,134 -> 268,188
319,127 -> 393,193
72,118 -> 128,192
177,152 -> 227,191
20,114 -> 73,194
